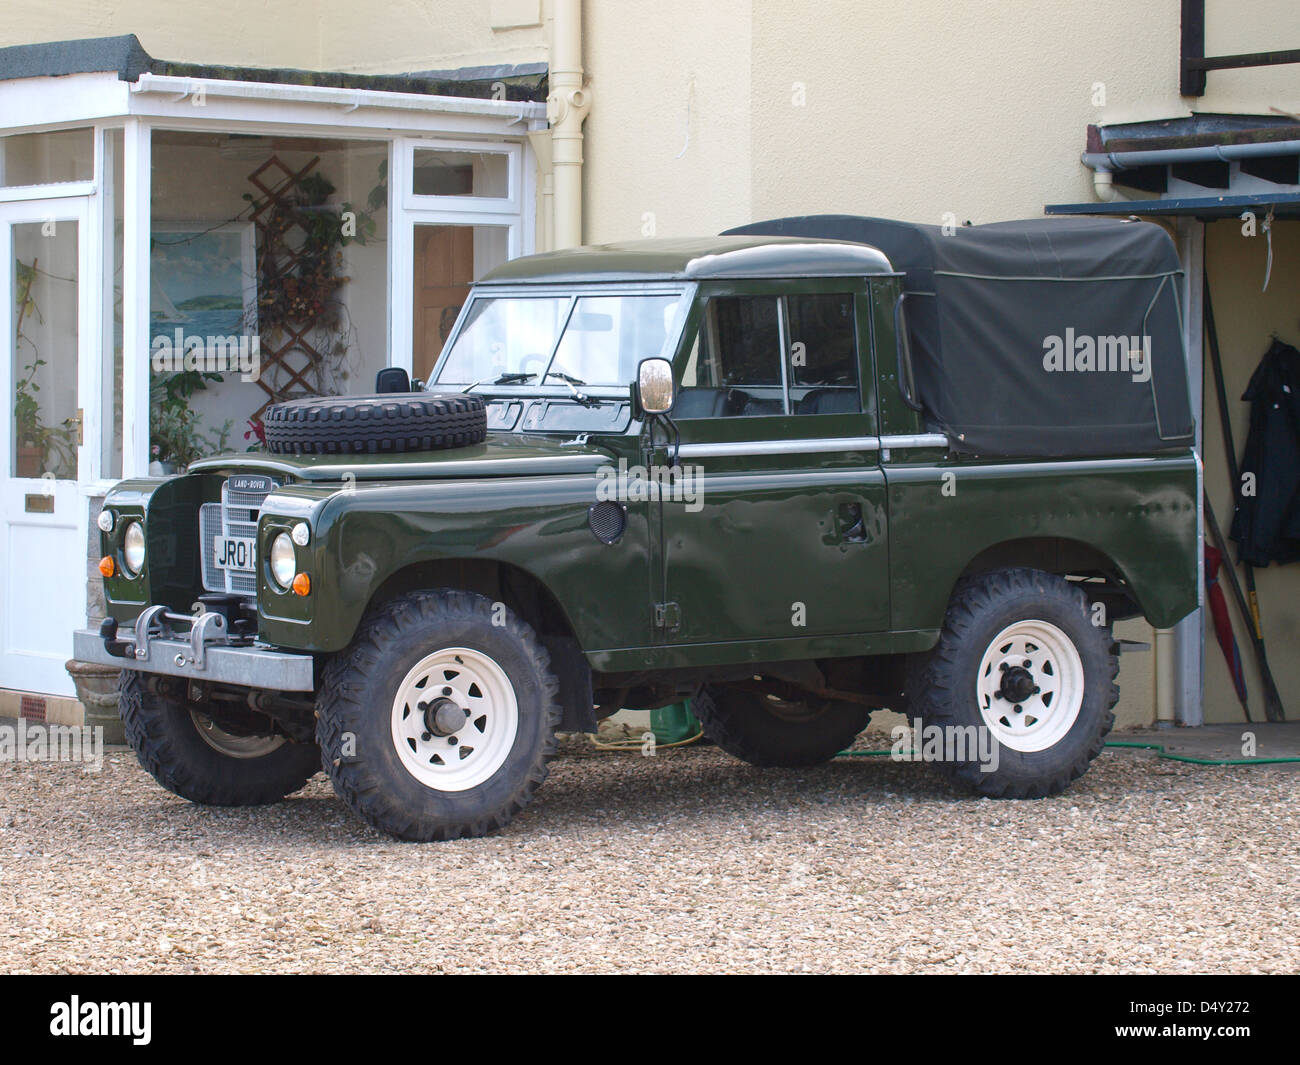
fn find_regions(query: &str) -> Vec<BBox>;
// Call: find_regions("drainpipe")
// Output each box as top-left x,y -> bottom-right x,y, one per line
526,128 -> 555,252
548,0 -> 590,249
1154,627 -> 1177,727
1092,169 -> 1122,202
1083,140 -> 1300,204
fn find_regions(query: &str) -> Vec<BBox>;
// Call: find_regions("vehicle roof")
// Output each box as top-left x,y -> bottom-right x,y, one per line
476,235 -> 895,284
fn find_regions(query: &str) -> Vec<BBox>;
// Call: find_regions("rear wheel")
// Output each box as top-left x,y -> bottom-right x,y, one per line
906,568 -> 1118,797
316,590 -> 561,841
694,685 -> 870,767
119,671 -> 320,806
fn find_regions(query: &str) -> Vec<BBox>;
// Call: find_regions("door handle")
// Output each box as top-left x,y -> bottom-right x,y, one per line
838,502 -> 868,544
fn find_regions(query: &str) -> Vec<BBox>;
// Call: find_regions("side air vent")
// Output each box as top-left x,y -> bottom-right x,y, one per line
587,501 -> 627,545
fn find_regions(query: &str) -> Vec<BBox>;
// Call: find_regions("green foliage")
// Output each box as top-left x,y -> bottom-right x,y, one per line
149,369 -> 231,469
13,260 -> 76,477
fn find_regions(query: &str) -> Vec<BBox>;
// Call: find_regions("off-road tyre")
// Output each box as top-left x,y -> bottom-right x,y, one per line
693,685 -> 870,767
316,590 -> 561,842
119,670 -> 320,805
906,567 -> 1119,798
262,393 -> 486,456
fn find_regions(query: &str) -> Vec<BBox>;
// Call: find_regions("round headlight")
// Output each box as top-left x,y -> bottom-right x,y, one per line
270,532 -> 297,588
122,521 -> 146,575
291,522 -> 311,547
97,509 -> 115,533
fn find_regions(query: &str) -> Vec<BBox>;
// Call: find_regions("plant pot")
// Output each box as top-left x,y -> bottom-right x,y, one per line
64,659 -> 125,744
16,445 -> 42,478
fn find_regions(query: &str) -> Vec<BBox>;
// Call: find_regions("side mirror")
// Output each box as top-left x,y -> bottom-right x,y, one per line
375,367 -> 411,393
637,357 -> 675,416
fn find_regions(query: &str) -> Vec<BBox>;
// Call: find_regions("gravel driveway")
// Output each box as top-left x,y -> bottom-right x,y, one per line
2,733 -> 1296,974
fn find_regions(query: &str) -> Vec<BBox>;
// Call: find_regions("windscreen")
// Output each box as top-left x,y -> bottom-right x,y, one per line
435,292 -> 683,388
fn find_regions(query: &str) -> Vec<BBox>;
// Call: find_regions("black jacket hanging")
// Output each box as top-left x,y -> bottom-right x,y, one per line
1230,339 -> 1300,566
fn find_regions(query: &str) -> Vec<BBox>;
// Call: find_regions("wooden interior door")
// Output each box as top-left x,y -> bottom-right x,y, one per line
413,225 -> 474,381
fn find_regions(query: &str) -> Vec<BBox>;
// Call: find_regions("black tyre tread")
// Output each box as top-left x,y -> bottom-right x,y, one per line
316,590 -> 561,842
906,567 -> 1118,799
694,686 -> 870,768
119,671 -> 321,806
262,393 -> 487,456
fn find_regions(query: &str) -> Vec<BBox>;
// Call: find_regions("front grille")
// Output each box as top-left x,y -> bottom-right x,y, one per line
199,476 -> 278,595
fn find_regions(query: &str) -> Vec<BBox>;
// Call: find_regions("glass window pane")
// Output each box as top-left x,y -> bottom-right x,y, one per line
413,149 -> 509,198
788,292 -> 860,415
413,224 -> 508,381
103,128 -> 124,479
149,131 -> 389,469
677,296 -> 783,418
435,296 -> 570,385
548,294 -> 679,386
12,221 -> 79,478
0,128 -> 94,187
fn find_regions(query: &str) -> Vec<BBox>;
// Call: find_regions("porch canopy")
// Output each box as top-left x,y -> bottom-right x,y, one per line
0,34 -> 549,483
1047,113 -> 1300,220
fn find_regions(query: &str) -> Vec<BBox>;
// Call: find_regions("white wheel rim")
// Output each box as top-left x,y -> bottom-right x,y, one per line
390,647 -> 518,792
976,619 -> 1084,753
190,711 -> 286,759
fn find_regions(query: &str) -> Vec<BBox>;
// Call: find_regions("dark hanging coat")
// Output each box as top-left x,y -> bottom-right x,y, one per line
1230,339 -> 1300,566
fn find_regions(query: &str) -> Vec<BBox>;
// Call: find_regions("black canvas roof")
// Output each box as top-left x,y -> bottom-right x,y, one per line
726,215 -> 1195,457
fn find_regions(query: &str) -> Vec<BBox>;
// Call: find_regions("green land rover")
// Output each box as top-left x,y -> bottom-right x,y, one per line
76,216 -> 1199,841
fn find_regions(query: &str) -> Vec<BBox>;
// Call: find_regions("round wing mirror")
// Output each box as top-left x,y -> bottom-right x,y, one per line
638,357 -> 675,415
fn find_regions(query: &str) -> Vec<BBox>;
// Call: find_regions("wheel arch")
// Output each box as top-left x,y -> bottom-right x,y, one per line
955,536 -> 1144,624
365,558 -> 595,734
368,557 -> 582,644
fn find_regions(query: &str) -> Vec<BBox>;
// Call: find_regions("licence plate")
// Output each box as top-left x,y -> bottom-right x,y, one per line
213,536 -> 256,572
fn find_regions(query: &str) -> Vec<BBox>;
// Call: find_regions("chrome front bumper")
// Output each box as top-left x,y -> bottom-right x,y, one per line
73,606 -> 314,692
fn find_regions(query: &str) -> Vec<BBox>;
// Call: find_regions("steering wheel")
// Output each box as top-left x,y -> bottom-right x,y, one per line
519,353 -> 547,376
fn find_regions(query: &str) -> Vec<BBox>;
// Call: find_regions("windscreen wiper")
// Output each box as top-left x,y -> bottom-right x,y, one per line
462,372 -> 536,393
543,371 -> 599,407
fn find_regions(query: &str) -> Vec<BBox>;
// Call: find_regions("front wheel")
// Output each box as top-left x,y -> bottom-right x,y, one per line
119,671 -> 321,805
906,568 -> 1118,798
316,590 -> 561,841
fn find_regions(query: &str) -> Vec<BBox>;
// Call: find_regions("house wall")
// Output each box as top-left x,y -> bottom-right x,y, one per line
0,1 -> 548,73
582,1 -> 1300,241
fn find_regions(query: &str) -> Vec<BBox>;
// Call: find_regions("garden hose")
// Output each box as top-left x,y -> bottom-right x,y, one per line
835,742 -> 1300,766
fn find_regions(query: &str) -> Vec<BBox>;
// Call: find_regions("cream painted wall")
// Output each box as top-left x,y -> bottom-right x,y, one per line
0,0 -> 546,73
746,1 -> 1300,227
582,0 -> 753,242
581,2 -> 1300,235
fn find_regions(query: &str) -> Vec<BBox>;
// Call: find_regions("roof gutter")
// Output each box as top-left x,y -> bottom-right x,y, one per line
1082,139 -> 1300,172
129,72 -> 547,121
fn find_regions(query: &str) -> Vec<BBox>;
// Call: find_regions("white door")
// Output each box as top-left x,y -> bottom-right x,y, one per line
0,198 -> 93,697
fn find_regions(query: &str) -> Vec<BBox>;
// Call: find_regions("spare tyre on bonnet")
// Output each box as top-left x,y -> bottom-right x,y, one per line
261,392 -> 487,455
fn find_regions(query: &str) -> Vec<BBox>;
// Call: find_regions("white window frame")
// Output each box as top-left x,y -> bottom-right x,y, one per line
404,137 -> 522,213
0,71 -> 545,481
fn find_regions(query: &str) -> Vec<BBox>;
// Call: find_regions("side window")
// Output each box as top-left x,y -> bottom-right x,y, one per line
788,293 -> 860,415
676,292 -> 861,419
677,296 -> 784,418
